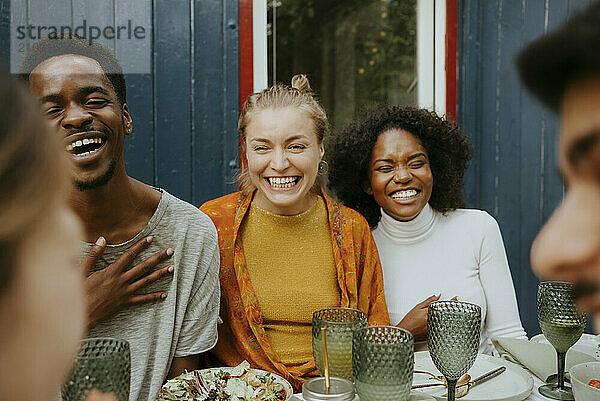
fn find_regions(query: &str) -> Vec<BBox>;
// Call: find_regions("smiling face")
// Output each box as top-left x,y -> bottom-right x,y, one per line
530,76 -> 600,309
245,107 -> 325,215
367,129 -> 433,221
28,54 -> 131,191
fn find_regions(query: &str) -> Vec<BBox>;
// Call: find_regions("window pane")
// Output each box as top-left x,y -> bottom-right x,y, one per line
268,0 -> 417,130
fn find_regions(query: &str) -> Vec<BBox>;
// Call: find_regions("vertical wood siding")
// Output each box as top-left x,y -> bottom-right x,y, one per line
458,0 -> 593,335
0,0 -> 239,206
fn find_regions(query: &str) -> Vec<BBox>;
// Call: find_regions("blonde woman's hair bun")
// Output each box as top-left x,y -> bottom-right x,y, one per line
291,74 -> 312,93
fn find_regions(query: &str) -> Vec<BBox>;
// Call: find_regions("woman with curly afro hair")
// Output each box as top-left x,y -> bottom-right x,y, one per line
327,105 -> 527,353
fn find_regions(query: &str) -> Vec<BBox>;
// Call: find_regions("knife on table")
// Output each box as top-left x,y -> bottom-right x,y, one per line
411,366 -> 506,390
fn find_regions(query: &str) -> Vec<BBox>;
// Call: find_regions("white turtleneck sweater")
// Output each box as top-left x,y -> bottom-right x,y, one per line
372,204 -> 527,354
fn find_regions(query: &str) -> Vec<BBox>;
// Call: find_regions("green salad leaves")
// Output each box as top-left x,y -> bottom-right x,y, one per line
157,361 -> 289,401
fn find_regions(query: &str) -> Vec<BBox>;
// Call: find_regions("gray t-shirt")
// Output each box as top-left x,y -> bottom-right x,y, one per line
85,189 -> 220,401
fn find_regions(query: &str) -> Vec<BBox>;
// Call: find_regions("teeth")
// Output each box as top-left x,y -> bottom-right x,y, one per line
69,137 -> 103,149
269,177 -> 296,184
268,177 -> 298,188
77,148 -> 99,157
392,189 -> 418,199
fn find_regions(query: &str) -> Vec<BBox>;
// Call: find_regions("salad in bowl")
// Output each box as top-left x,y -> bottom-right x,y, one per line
157,361 -> 292,401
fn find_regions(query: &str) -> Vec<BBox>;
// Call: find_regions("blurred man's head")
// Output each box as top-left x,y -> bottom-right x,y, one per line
19,36 -> 131,191
517,2 -> 600,309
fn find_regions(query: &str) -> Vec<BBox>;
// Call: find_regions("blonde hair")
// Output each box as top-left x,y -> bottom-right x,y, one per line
237,74 -> 329,194
0,74 -> 69,292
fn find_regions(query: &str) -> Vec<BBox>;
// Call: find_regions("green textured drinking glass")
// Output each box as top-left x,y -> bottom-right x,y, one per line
312,307 -> 367,381
428,301 -> 481,401
353,326 -> 414,401
537,281 -> 586,400
62,338 -> 131,401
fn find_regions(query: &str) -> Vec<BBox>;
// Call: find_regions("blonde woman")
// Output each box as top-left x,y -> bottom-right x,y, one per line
201,75 -> 389,390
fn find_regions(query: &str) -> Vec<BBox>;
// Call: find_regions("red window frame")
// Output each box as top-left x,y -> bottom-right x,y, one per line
446,0 -> 458,122
238,0 -> 253,170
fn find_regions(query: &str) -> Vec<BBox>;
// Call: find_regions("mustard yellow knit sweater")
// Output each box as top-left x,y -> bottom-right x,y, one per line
241,197 -> 340,368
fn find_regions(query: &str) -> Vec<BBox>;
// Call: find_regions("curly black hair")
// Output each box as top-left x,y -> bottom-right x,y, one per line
326,105 -> 473,228
18,35 -> 126,106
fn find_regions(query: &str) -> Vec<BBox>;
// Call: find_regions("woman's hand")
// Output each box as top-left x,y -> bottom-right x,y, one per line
396,294 -> 441,341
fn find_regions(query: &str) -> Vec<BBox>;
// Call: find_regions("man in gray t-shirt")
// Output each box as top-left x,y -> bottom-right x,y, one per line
21,37 -> 220,401
86,190 -> 219,400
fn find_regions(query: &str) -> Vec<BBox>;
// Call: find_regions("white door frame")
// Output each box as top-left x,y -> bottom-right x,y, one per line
417,0 -> 446,115
253,0 -> 447,115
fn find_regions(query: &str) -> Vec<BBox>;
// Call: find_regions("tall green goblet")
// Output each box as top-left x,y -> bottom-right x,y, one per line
537,281 -> 586,400
428,301 -> 481,401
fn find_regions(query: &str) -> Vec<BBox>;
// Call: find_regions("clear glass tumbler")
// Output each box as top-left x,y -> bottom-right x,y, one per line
312,307 -> 367,381
353,326 -> 414,401
62,337 -> 131,401
428,300 -> 481,401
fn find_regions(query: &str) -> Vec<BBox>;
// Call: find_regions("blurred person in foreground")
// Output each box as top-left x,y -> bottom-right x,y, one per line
517,2 -> 600,311
19,36 -> 220,401
327,105 -> 527,353
200,75 -> 389,390
0,73 -> 114,400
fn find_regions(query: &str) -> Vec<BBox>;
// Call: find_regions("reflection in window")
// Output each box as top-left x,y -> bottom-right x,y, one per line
268,0 -> 417,130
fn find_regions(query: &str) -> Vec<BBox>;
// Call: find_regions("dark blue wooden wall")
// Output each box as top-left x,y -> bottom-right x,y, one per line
0,0 -> 239,206
458,0 -> 594,336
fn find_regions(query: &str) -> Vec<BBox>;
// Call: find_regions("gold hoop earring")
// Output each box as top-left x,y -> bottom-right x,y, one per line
318,160 -> 329,176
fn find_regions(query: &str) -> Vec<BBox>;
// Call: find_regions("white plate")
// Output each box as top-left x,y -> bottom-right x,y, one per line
531,333 -> 600,360
161,366 -> 294,401
409,391 -> 437,400
413,351 -> 533,401
292,390 -> 435,401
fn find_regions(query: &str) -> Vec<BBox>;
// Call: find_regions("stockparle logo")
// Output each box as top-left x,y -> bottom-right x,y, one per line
10,0 -> 151,73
